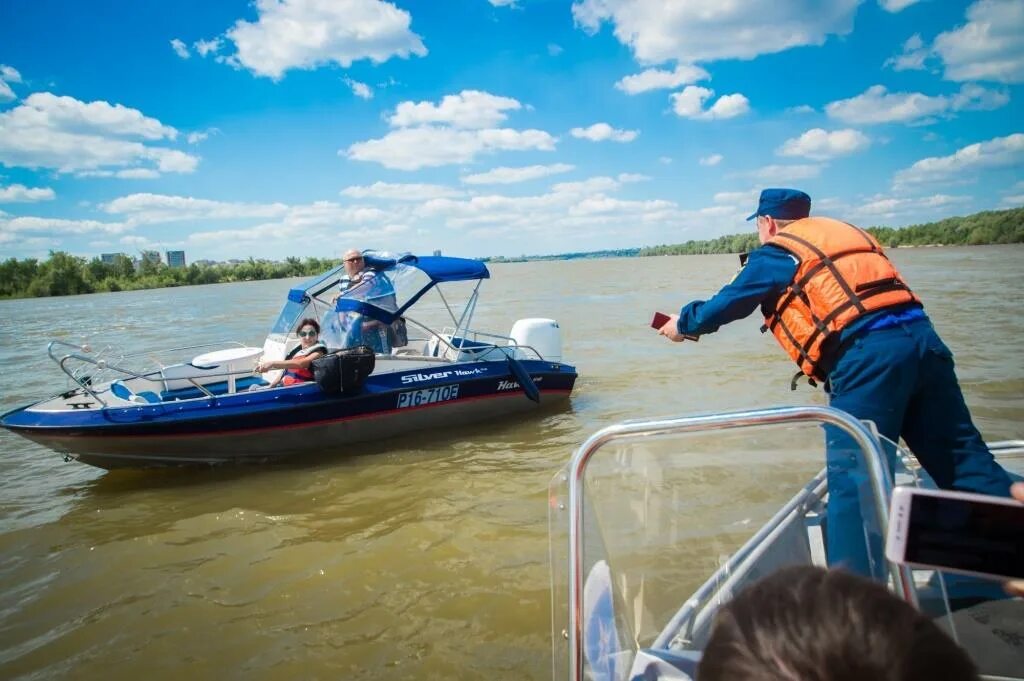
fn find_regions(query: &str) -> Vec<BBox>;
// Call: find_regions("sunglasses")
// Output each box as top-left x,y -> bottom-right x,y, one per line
298,330 -> 318,338
344,256 -> 363,263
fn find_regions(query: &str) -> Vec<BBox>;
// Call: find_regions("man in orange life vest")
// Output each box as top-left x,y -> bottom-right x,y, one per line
658,188 -> 1014,578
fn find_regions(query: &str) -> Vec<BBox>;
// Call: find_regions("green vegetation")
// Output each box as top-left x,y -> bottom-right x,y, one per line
2,207 -> 1021,299
481,248 -> 639,263
639,207 -> 1024,256
0,254 -> 339,299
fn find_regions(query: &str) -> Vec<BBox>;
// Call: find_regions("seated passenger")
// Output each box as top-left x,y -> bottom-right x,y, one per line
256,318 -> 327,387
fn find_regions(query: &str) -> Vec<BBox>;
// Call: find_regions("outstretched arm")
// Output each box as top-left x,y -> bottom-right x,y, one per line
256,350 -> 325,374
675,246 -> 797,337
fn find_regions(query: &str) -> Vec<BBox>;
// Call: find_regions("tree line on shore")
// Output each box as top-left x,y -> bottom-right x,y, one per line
1,207 -> 1020,298
0,253 -> 339,299
639,207 -> 1023,256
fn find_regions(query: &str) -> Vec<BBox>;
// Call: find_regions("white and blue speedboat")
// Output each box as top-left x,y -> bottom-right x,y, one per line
1,253 -> 576,469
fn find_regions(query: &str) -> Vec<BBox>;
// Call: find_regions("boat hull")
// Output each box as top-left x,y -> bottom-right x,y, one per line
1,360 -> 576,469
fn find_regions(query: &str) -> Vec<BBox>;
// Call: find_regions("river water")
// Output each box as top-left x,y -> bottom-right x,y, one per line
1,246 -> 1021,679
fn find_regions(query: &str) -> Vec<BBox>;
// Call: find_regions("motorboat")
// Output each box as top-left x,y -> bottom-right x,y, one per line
549,406 -> 1024,680
1,253 -> 577,469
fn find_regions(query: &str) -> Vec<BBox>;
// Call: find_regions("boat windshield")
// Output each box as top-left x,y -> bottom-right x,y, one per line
547,418 -> 1013,681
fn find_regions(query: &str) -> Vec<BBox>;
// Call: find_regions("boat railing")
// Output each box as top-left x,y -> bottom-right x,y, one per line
47,340 -> 255,406
557,406 -> 914,681
437,326 -> 546,361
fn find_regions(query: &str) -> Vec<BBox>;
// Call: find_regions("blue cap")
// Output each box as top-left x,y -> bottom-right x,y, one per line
745,188 -> 811,221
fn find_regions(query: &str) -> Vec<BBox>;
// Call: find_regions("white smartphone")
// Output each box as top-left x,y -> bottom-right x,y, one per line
886,486 -> 1024,581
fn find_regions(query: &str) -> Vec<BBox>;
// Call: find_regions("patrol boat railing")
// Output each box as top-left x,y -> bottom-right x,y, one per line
557,405 -> 913,681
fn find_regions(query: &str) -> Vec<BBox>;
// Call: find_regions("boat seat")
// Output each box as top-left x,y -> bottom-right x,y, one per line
160,376 -> 266,401
111,380 -> 161,404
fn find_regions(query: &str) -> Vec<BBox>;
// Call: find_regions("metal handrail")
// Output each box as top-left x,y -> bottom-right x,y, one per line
47,339 -> 256,405
411,321 -> 545,362
562,406 -> 915,681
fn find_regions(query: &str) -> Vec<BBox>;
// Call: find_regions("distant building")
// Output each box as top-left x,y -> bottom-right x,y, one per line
433,249 -> 442,257
100,252 -> 124,264
166,250 -> 186,268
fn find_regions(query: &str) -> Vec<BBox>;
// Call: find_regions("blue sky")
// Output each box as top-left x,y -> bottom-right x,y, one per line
0,0 -> 1021,262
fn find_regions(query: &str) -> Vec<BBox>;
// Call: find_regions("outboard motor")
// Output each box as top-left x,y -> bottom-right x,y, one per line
508,318 -> 562,362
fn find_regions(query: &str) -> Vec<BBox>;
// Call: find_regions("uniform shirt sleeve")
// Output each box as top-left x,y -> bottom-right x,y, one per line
677,246 -> 798,335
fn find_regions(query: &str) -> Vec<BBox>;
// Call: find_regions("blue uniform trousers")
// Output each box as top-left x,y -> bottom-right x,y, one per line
823,318 -> 1013,578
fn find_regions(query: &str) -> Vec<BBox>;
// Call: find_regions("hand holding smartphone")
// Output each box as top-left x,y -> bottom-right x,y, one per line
885,486 -> 1024,581
651,312 -> 698,341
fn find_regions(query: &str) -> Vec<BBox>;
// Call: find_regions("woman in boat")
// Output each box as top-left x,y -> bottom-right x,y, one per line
256,318 -> 327,387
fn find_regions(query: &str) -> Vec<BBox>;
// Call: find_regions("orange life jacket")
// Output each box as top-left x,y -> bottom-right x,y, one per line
763,217 -> 920,381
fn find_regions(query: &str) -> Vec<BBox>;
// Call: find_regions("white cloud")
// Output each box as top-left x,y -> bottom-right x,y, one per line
115,168 -> 162,179
615,64 -> 709,94
194,38 -> 223,57
0,93 -> 199,175
777,128 -> 870,160
885,33 -> 930,72
186,130 -> 211,144
6,92 -> 177,140
462,163 -> 575,185
344,77 -> 373,99
570,123 -> 639,142
713,189 -> 760,205
735,163 -> 824,183
933,0 -> 1024,83
787,104 -> 816,114
894,133 -> 1024,185
878,0 -> 922,12
0,65 -> 21,83
347,90 -> 556,170
346,126 -> 556,170
825,84 -> 1008,125
102,193 -> 289,224
77,168 -> 162,180
220,0 -> 427,80
548,43 -> 564,56
414,174 -> 685,237
185,201 -> 398,245
488,0 -> 517,6
1002,191 -> 1024,206
854,193 -> 971,219
0,215 -> 129,236
0,184 -> 56,202
671,86 -> 750,120
551,176 -> 623,195
390,90 -> 521,129
170,38 -> 190,59
0,64 -> 22,101
699,154 -> 723,166
572,0 -> 860,64
341,181 -> 463,200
